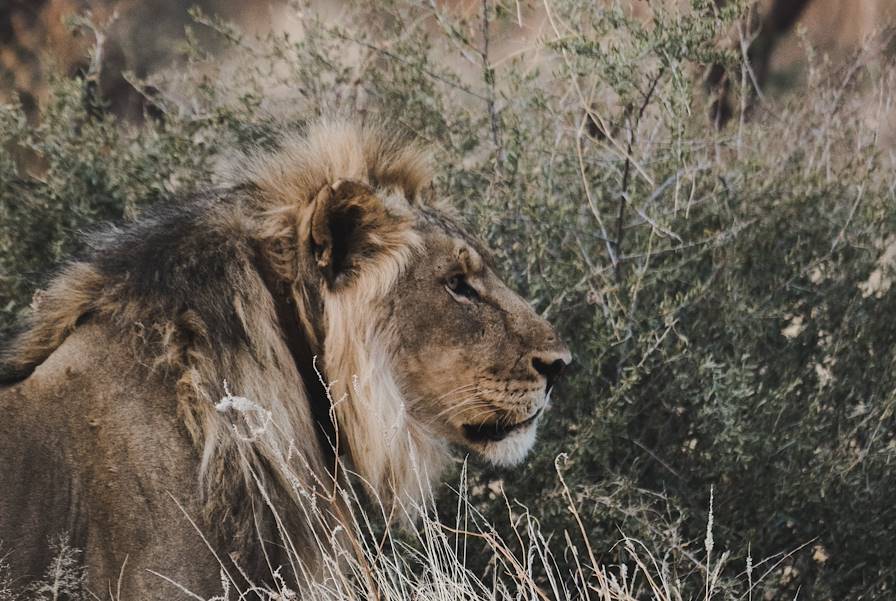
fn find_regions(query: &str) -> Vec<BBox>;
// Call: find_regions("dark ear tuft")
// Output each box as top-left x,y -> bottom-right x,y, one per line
310,180 -> 389,287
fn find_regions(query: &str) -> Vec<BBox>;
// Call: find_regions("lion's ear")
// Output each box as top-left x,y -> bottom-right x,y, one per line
310,180 -> 388,287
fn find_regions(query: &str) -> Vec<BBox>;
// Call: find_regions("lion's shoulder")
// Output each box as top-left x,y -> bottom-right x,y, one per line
1,320 -> 202,518
7,321 -> 180,431
0,321 -> 224,597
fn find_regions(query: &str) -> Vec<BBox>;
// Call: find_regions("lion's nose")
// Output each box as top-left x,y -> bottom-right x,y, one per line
531,348 -> 572,391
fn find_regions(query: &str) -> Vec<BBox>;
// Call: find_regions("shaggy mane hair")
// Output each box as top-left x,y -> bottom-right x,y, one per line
0,119 -> 447,574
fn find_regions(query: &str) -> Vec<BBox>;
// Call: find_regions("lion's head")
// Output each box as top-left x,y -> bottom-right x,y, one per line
306,180 -> 570,466
387,208 -> 570,466
250,120 -> 570,496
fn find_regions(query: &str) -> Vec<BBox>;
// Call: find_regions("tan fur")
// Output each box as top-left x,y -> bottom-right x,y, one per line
0,119 -> 569,597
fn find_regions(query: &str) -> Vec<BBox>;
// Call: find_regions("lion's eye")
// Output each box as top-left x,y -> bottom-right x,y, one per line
446,274 -> 479,301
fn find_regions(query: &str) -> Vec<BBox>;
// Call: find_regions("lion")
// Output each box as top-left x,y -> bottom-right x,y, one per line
0,119 -> 570,599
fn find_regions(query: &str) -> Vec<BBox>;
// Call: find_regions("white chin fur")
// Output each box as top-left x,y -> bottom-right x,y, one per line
475,422 -> 539,467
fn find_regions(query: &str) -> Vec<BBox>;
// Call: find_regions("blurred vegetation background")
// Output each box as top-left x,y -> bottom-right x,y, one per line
2,0 -> 896,599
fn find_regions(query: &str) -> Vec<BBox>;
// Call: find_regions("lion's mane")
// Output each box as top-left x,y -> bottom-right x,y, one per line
0,119 -> 446,569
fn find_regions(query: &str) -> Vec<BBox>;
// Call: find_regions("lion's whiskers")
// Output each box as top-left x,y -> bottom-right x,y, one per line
457,405 -> 505,426
433,383 -> 480,402
403,383 -> 479,410
425,390 -> 495,425
443,400 -> 494,423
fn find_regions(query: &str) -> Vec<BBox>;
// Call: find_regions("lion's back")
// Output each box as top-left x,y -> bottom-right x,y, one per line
0,322 -> 221,599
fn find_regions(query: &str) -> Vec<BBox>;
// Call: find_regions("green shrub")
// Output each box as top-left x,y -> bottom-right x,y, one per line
2,1 -> 894,598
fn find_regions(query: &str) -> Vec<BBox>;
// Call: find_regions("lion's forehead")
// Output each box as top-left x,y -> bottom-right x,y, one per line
412,206 -> 496,267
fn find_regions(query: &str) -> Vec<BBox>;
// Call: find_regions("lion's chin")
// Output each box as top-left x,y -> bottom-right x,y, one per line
470,424 -> 539,466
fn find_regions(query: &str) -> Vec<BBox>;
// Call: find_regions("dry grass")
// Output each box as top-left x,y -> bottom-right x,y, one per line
126,393 -> 776,601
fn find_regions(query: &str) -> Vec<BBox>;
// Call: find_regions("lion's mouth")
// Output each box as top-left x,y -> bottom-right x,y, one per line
462,408 -> 543,443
